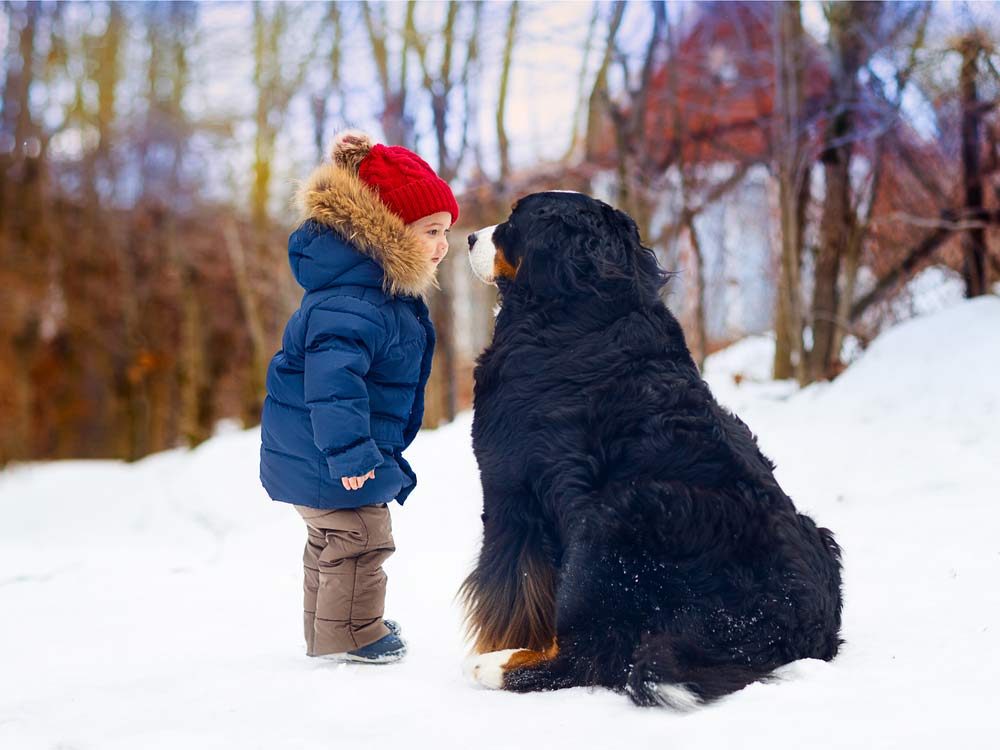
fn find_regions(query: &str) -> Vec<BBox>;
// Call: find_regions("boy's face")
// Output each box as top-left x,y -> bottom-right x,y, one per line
408,211 -> 453,266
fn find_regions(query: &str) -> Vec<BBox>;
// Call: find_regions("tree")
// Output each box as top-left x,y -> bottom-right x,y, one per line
808,2 -> 881,381
1,1 -> 50,463
846,8 -> 1000,324
404,0 -> 484,426
495,1 -> 518,183
958,33 -> 990,298
247,2 -> 316,425
771,1 -> 810,383
362,0 -> 416,149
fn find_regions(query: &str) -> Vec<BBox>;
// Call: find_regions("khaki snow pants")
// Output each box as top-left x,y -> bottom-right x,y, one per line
294,504 -> 394,656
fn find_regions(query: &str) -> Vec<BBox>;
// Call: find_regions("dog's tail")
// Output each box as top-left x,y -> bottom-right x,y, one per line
625,633 -> 773,710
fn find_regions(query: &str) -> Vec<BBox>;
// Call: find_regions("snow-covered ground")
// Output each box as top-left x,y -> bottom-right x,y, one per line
2,298 -> 998,749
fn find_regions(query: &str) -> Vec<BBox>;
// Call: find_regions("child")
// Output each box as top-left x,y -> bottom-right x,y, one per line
259,131 -> 457,663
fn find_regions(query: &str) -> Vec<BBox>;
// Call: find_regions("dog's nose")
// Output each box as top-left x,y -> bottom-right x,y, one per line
468,233 -> 478,251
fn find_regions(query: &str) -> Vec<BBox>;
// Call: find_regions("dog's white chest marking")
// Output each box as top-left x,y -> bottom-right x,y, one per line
463,649 -> 520,689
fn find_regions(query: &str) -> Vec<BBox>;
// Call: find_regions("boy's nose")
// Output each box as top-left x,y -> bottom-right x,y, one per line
468,233 -> 477,251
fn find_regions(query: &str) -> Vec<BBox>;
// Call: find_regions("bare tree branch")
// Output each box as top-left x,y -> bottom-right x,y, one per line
584,1 -> 627,160
849,216 -> 956,322
496,1 -> 519,183
562,2 -> 601,162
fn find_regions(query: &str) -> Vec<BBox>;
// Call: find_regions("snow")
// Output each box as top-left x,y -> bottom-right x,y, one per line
3,297 -> 999,749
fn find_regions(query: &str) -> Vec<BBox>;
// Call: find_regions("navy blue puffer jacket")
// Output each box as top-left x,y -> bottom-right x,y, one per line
260,159 -> 437,509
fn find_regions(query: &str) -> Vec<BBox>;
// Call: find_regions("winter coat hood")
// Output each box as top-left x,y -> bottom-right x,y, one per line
291,161 -> 438,298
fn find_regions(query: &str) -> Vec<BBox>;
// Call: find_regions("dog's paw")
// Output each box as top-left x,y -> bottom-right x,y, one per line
463,649 -> 520,689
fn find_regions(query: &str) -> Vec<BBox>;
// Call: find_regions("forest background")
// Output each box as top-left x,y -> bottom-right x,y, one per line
2,0 -> 998,464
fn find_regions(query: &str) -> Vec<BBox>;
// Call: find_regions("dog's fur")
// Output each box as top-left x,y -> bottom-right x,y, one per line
460,192 -> 843,708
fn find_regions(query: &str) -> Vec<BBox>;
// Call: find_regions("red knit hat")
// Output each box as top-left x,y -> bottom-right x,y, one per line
331,131 -> 459,225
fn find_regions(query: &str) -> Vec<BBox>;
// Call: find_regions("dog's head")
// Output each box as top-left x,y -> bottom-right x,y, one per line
467,192 -> 666,302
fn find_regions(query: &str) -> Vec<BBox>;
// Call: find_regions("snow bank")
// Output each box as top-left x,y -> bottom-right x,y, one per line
2,298 -> 998,749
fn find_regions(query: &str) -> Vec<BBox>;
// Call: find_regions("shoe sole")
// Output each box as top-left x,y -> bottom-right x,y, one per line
322,650 -> 406,665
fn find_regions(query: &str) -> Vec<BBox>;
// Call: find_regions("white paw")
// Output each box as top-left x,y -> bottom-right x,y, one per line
463,649 -> 520,689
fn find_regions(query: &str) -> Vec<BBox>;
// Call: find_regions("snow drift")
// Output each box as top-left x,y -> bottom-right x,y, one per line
2,298 -> 998,749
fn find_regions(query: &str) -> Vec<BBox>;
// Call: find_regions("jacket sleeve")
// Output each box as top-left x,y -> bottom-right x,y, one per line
303,296 -> 387,479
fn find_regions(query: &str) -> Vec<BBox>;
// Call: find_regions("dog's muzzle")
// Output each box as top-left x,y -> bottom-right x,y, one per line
468,225 -> 498,284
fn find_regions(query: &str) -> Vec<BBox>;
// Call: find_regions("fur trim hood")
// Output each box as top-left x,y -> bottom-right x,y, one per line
295,135 -> 436,298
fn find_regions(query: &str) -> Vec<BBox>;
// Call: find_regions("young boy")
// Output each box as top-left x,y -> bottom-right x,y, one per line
259,131 -> 457,664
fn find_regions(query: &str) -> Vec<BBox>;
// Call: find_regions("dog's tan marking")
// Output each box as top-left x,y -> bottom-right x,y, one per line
492,244 -> 518,281
503,639 -> 559,670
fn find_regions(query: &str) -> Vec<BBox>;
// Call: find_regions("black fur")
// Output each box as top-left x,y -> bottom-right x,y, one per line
464,192 -> 843,707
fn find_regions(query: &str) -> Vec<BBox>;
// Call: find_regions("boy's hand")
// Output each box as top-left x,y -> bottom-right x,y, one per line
341,470 -> 375,491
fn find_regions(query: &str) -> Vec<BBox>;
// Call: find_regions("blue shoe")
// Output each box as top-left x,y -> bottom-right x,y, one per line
384,619 -> 402,637
341,633 -> 407,664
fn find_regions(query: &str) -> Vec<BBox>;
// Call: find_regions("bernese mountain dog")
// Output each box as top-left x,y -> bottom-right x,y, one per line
460,191 -> 842,708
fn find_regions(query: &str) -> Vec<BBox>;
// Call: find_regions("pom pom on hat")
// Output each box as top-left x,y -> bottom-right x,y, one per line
330,130 -> 374,173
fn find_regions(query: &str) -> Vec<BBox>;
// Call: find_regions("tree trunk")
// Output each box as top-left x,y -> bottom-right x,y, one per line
811,144 -> 851,380
224,220 -> 269,426
563,4 -> 601,162
251,4 -> 275,245
363,0 -> 413,148
0,4 -> 43,463
959,37 -> 988,298
809,3 -> 871,381
427,282 -> 457,426
772,1 -> 808,384
584,2 -> 627,162
167,219 -> 209,448
832,144 -> 883,366
496,1 -> 519,183
685,212 -> 708,371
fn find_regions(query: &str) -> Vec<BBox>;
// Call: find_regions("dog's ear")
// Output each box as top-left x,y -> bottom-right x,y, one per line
516,199 -> 668,301
516,205 -> 591,298
597,204 -> 668,302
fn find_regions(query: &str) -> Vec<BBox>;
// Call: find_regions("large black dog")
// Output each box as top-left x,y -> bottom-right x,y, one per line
460,192 -> 842,708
